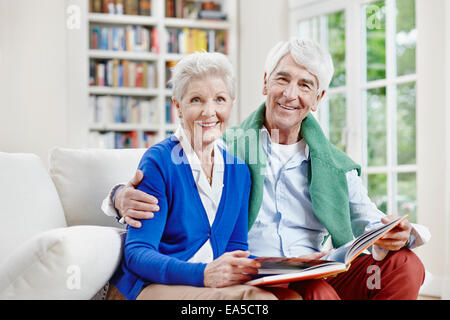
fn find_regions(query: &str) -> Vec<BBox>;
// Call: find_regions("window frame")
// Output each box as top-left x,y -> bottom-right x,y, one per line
289,0 -> 418,217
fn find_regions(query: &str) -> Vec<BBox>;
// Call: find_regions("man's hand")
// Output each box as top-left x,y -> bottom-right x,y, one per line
204,251 -> 261,288
374,215 -> 412,251
114,170 -> 159,228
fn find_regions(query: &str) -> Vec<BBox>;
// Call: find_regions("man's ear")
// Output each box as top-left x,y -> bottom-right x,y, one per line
262,73 -> 268,96
311,90 -> 326,112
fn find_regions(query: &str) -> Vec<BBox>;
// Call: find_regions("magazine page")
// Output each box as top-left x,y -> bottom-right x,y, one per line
320,240 -> 354,263
254,257 -> 339,274
344,214 -> 409,264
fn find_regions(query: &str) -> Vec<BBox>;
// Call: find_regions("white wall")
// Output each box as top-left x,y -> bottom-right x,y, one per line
237,0 -> 289,121
0,0 -> 69,166
416,0 -> 450,298
0,0 -> 287,164
442,0 -> 450,300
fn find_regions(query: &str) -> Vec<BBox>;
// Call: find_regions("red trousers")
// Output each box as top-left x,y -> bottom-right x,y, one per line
288,249 -> 425,300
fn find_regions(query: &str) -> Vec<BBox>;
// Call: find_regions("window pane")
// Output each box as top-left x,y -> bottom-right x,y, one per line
368,173 -> 388,213
366,87 -> 387,166
328,11 -> 345,88
397,82 -> 416,165
396,0 -> 416,76
328,93 -> 346,151
298,11 -> 345,88
397,172 -> 417,222
365,1 -> 386,81
297,17 -> 320,42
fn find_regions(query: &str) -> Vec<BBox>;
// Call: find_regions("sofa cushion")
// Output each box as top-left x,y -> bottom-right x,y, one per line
0,152 -> 67,265
49,147 -> 146,227
0,226 -> 124,299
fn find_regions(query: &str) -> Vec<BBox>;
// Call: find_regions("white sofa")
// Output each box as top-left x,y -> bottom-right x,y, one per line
0,147 -> 146,299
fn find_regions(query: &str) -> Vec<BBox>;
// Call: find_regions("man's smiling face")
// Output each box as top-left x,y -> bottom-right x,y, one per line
263,53 -> 324,139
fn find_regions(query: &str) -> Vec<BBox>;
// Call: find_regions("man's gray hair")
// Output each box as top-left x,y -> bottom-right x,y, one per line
264,37 -> 334,94
169,51 -> 236,102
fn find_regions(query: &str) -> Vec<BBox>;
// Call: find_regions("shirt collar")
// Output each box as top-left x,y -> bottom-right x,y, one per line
260,125 -> 310,161
174,124 -> 225,172
174,124 -> 224,201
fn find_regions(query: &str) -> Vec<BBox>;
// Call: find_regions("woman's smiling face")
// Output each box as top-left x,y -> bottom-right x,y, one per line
174,75 -> 233,148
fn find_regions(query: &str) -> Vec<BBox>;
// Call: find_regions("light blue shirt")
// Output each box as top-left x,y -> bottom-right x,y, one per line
247,127 -> 428,259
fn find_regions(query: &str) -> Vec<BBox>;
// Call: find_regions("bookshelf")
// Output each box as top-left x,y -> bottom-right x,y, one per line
70,0 -> 238,149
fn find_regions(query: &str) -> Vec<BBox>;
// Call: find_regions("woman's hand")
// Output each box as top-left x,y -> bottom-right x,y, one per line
203,251 -> 261,288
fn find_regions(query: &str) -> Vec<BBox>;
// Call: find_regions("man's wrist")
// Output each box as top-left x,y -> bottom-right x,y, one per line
111,184 -> 126,224
101,183 -> 126,219
403,237 -> 411,249
112,185 -> 124,210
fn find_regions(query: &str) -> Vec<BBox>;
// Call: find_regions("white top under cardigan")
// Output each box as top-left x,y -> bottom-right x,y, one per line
173,125 -> 224,263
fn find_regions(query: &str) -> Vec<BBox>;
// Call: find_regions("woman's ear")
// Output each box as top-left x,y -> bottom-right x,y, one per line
172,98 -> 182,118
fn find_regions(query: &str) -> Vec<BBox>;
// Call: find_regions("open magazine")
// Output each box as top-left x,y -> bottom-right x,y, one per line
245,214 -> 409,286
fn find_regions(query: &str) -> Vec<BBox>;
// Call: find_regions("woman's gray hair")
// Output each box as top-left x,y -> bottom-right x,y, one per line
264,37 -> 334,94
169,51 -> 236,102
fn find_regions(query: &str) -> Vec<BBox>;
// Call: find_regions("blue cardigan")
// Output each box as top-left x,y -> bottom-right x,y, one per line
111,136 -> 252,300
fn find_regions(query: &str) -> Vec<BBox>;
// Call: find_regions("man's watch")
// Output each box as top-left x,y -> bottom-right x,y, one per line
118,216 -> 126,225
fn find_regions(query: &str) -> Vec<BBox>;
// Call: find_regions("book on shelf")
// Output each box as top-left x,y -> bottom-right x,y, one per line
90,0 -> 151,16
139,0 -> 151,15
143,131 -> 158,148
166,0 -> 227,19
89,130 -> 158,149
245,214 -> 410,286
151,29 -> 160,53
166,28 -> 227,54
124,0 -> 139,15
90,25 -> 157,53
96,63 -> 105,86
102,0 -> 115,13
166,0 -> 190,18
197,10 -> 227,20
165,98 -> 178,124
90,96 -> 158,125
165,61 -> 177,88
90,60 -> 157,88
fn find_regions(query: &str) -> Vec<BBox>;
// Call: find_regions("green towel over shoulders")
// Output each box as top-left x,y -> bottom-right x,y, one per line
223,102 -> 361,248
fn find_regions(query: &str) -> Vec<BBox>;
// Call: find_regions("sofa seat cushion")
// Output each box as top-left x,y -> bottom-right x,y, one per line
0,226 -> 124,299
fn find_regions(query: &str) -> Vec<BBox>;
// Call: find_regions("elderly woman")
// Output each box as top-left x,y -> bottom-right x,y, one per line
110,52 -> 297,300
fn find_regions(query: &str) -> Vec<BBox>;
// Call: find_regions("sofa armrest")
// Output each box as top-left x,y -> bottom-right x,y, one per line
0,226 -> 125,300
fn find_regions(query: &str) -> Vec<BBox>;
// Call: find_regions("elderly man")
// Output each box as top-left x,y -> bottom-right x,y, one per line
102,38 -> 430,300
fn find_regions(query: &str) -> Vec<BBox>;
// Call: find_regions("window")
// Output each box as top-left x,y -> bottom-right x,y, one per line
297,10 -> 347,152
291,0 -> 417,222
